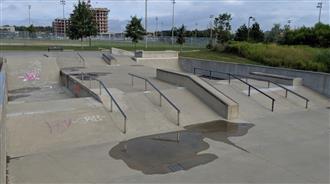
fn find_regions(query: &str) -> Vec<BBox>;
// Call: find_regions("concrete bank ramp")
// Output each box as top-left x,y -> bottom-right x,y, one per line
6,55 -> 60,90
157,69 -> 239,120
6,97 -> 123,157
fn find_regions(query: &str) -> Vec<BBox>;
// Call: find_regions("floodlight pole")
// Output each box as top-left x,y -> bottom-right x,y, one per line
209,15 -> 214,45
28,5 -> 31,25
61,0 -> 66,39
247,16 -> 255,41
171,0 -> 176,46
317,2 -> 323,23
145,0 -> 148,49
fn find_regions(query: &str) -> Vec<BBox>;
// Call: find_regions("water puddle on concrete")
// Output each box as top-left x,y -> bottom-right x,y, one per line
109,121 -> 254,175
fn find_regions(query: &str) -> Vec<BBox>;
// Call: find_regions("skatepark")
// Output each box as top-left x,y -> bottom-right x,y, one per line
0,49 -> 329,183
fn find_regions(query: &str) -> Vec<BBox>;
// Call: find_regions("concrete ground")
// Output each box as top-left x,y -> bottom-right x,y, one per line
2,51 -> 329,183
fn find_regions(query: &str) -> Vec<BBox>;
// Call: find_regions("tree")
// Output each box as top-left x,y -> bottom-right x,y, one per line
265,24 -> 282,43
214,13 -> 232,44
26,24 -> 36,39
235,24 -> 248,41
68,1 -> 97,47
125,16 -> 146,50
250,22 -> 264,42
176,25 -> 186,51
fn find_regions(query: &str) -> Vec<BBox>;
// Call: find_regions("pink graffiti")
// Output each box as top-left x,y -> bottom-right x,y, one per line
19,70 -> 40,82
45,119 -> 72,134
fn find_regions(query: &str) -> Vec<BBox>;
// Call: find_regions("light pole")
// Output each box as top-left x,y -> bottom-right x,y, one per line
28,5 -> 31,25
317,2 -> 323,23
209,15 -> 214,45
155,16 -> 159,38
145,0 -> 148,48
60,0 -> 66,39
247,16 -> 255,41
171,0 -> 176,46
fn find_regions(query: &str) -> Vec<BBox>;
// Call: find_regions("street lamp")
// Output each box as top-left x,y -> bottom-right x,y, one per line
171,0 -> 176,46
28,5 -> 31,25
209,15 -> 214,45
155,16 -> 159,38
317,2 -> 323,23
145,0 -> 148,49
247,16 -> 255,41
60,0 -> 66,39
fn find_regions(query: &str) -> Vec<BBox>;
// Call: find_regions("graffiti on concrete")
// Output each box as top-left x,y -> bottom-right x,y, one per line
19,69 -> 40,82
45,115 -> 105,134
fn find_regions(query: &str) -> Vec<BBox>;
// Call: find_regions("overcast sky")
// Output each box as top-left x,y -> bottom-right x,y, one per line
1,0 -> 329,33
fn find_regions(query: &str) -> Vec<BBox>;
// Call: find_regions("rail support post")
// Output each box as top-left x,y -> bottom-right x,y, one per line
123,118 -> 127,134
99,82 -> 102,95
228,74 -> 231,84
248,86 -> 251,96
177,112 -> 180,126
159,95 -> 162,106
271,100 -> 275,112
110,98 -> 113,112
285,90 -> 288,98
305,100 -> 309,109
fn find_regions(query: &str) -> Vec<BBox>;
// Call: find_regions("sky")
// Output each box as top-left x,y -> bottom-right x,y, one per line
0,0 -> 329,33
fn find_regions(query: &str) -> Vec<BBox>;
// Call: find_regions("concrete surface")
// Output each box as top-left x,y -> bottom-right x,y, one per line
0,51 -> 329,184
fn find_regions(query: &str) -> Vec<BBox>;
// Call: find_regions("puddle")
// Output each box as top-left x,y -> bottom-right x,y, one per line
9,87 -> 41,94
109,120 -> 254,175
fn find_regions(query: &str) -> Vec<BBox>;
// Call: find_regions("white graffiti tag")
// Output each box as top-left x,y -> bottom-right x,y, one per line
19,69 -> 40,81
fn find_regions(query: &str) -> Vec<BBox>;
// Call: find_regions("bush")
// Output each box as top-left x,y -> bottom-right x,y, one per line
223,42 -> 329,72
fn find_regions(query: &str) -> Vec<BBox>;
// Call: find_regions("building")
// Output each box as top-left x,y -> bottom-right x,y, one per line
0,26 -> 15,33
92,8 -> 110,33
52,18 -> 70,36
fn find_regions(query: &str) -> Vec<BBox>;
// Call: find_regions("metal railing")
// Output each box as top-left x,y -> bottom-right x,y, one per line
194,67 -> 311,109
128,73 -> 181,126
194,68 -> 275,112
102,53 -> 112,65
80,72 -> 128,134
76,52 -> 86,67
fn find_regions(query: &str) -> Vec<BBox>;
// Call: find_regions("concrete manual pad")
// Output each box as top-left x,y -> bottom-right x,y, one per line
6,97 -> 123,157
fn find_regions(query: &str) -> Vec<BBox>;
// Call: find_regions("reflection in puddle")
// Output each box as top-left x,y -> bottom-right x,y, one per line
109,121 -> 254,175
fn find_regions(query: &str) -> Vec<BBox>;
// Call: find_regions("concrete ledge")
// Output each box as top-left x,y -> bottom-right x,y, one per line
156,69 -> 239,120
250,72 -> 302,86
110,47 -> 134,57
0,58 -> 8,184
135,50 -> 178,58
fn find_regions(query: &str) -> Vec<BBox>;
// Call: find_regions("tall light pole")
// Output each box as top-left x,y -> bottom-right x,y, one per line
317,1 -> 323,23
155,16 -> 159,37
171,0 -> 176,46
145,0 -> 148,48
209,15 -> 214,45
28,5 -> 31,25
60,0 -> 66,39
247,16 -> 255,41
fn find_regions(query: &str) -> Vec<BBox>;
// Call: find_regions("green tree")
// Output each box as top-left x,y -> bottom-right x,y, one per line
68,1 -> 97,47
250,22 -> 264,42
235,24 -> 248,41
214,13 -> 232,44
265,24 -> 282,43
125,16 -> 146,50
26,24 -> 36,39
176,24 -> 186,51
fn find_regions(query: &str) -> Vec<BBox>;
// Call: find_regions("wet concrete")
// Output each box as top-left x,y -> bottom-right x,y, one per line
109,121 -> 254,175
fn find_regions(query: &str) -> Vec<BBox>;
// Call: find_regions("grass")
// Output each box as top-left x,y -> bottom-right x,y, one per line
180,49 -> 259,65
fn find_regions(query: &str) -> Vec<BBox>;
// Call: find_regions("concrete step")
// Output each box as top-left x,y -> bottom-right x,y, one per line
6,97 -> 123,157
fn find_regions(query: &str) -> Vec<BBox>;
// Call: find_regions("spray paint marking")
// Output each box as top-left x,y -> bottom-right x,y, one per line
45,115 -> 105,134
19,69 -> 40,81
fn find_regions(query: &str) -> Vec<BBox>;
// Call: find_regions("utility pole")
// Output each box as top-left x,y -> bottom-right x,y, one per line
28,5 -> 31,25
317,1 -> 323,23
145,0 -> 148,48
60,0 -> 66,39
247,16 -> 255,41
209,15 -> 214,45
171,0 -> 176,46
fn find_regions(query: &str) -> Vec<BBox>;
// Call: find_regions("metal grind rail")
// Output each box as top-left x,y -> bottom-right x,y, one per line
128,73 -> 181,126
194,68 -> 275,112
194,67 -> 309,109
80,72 -> 128,134
102,53 -> 112,64
76,52 -> 86,67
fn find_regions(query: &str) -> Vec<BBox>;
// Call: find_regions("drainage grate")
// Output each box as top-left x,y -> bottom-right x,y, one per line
167,163 -> 184,172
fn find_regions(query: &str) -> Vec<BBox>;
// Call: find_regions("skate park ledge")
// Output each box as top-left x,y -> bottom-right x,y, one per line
156,68 -> 239,120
